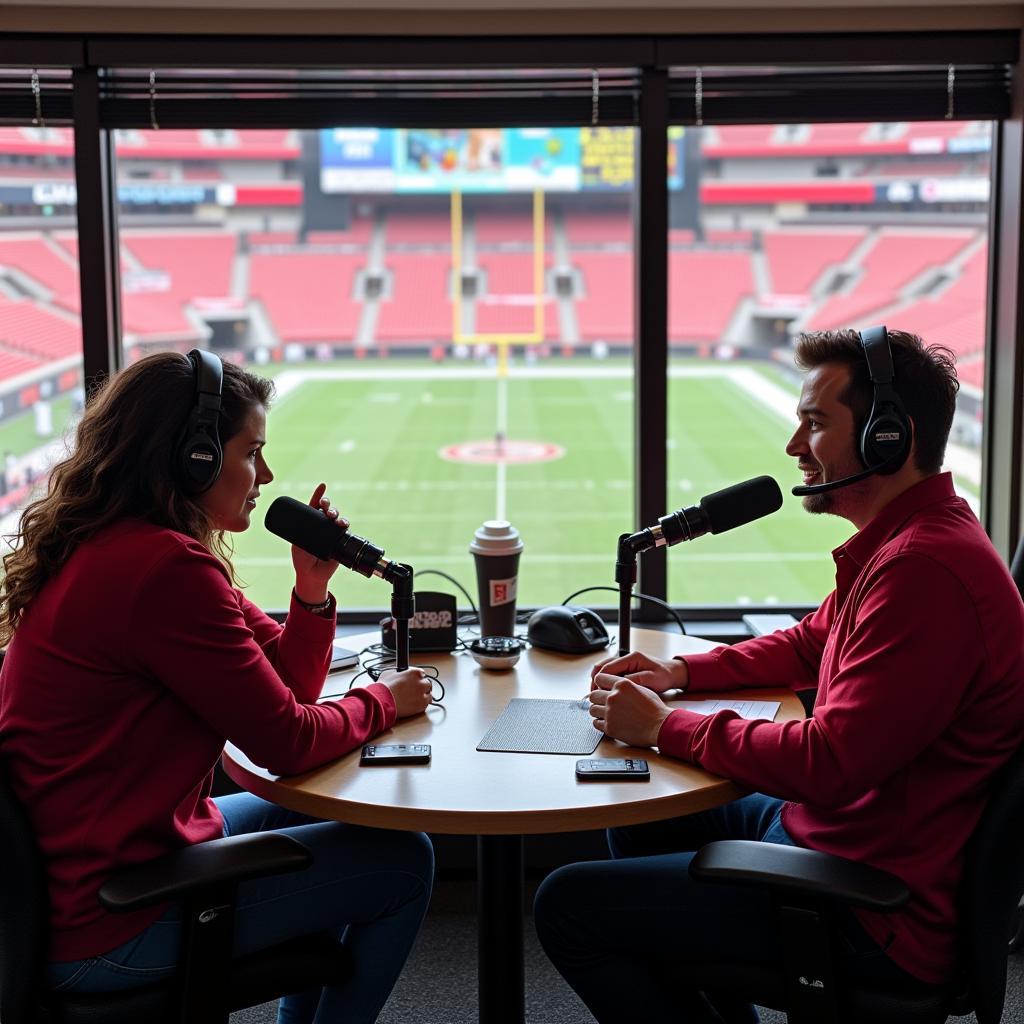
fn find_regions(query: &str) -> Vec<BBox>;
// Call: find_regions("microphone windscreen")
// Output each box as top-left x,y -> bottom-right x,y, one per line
264,496 -> 338,561
701,475 -> 783,534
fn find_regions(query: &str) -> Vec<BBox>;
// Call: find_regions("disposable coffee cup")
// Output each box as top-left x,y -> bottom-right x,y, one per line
470,521 -> 524,639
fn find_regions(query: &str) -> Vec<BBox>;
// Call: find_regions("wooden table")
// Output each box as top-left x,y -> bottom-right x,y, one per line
223,627 -> 803,1024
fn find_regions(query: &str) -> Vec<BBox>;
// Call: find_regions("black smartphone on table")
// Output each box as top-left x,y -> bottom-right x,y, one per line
360,743 -> 431,765
575,758 -> 650,780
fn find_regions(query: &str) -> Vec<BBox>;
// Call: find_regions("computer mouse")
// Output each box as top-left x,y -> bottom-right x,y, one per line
526,605 -> 610,655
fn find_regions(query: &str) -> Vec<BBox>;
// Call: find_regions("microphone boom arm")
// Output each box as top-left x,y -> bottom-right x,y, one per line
388,563 -> 415,672
615,533 -> 638,657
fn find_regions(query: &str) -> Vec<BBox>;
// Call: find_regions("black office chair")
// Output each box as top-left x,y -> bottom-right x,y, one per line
0,761 -> 350,1024
683,741 -> 1024,1024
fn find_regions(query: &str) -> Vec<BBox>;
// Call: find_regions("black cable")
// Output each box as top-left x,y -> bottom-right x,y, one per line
322,644 -> 446,707
560,586 -> 687,636
413,569 -> 479,626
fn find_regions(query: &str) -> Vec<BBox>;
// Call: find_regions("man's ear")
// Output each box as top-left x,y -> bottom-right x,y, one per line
905,416 -> 917,467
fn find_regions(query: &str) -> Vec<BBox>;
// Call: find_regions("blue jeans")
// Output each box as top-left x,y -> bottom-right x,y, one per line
48,792 -> 434,1024
534,793 -> 911,1024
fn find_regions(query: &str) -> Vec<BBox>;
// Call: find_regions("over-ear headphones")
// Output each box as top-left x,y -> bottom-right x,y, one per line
175,349 -> 223,494
857,325 -> 912,475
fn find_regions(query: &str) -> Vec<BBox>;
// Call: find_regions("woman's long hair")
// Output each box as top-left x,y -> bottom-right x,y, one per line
0,352 -> 274,645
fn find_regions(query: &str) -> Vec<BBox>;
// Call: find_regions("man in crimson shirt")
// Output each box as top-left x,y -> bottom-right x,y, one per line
533,329 -> 1024,1024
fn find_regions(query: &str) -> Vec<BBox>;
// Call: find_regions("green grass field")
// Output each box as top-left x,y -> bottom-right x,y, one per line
2,358 -> 979,613
228,359 -> 857,611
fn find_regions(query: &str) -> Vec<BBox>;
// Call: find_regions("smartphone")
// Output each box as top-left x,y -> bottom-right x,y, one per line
360,743 -> 431,766
329,644 -> 359,673
575,758 -> 650,781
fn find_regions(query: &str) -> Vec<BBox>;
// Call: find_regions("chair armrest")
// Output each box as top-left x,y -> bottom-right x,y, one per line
98,832 -> 312,913
690,839 -> 909,912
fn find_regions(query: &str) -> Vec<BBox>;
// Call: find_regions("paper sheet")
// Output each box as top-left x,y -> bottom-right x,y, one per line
671,699 -> 780,721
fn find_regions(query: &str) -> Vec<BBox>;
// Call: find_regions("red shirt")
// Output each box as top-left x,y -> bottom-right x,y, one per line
0,519 -> 396,962
659,473 -> 1024,984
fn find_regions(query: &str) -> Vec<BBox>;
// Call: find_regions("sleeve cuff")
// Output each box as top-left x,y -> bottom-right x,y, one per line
365,681 -> 398,729
656,707 -> 704,761
675,651 -> 723,692
286,592 -> 337,642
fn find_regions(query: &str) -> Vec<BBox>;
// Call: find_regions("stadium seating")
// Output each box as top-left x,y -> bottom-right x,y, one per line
474,252 -> 558,338
247,231 -> 299,246
956,356 -> 985,390
669,250 -> 754,342
564,210 -> 631,246
574,251 -> 632,341
377,252 -> 452,342
385,213 -> 453,246
121,231 -> 236,300
763,228 -> 867,296
806,229 -> 975,331
0,234 -> 78,300
112,232 -> 237,340
474,210 -> 552,246
705,229 -> 754,245
881,244 -> 988,359
0,297 -> 77,365
249,251 -> 364,342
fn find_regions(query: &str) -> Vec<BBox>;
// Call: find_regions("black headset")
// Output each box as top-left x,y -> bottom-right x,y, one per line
174,349 -> 224,494
857,325 -> 911,474
791,325 -> 912,497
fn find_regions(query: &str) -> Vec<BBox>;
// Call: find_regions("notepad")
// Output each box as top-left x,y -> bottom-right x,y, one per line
672,699 -> 780,721
477,698 -> 603,755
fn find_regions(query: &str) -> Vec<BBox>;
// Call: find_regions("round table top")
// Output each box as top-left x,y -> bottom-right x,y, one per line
222,627 -> 803,835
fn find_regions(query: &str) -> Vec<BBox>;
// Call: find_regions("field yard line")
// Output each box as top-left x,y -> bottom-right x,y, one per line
270,364 -> 762,388
495,376 -> 508,521
240,551 -> 828,566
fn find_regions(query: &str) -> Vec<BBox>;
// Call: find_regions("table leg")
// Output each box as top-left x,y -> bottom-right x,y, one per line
477,835 -> 525,1024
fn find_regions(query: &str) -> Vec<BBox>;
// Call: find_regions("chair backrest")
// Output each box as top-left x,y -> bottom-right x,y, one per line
0,760 -> 49,1024
960,741 -> 1024,1024
1010,534 -> 1024,601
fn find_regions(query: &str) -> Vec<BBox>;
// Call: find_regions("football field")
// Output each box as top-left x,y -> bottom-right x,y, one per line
231,358 -> 858,611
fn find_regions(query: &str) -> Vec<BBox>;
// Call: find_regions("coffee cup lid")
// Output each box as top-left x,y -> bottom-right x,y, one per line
469,520 -> 524,556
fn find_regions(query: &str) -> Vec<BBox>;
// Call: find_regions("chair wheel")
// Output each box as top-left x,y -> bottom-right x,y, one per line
1009,898 -> 1024,954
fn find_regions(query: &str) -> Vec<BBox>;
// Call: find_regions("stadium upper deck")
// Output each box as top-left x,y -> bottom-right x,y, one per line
0,119 -> 992,423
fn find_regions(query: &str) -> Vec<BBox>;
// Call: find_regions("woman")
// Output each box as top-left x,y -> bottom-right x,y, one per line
0,351 -> 434,1024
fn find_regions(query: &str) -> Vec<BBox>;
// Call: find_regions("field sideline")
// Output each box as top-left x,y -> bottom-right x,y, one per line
230,358 -> 910,610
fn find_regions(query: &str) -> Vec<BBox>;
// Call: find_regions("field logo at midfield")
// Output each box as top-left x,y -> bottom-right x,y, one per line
440,439 -> 565,465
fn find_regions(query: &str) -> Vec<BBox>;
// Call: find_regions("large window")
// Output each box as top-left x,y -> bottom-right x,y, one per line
667,119 -> 992,605
114,125 -> 635,610
0,119 -> 84,535
3,43 -> 1017,616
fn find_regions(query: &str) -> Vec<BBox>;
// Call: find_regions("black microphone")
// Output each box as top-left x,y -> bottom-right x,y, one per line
624,475 -> 783,555
791,451 -> 906,496
264,496 -> 408,585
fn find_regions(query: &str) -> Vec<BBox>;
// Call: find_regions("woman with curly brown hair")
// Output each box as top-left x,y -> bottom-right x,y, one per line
0,350 -> 434,1024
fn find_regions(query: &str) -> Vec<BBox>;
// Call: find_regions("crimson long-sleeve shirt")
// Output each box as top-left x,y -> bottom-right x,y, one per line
658,473 -> 1024,984
0,519 -> 397,962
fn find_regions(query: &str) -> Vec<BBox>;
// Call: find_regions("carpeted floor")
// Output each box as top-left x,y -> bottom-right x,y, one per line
230,878 -> 1024,1023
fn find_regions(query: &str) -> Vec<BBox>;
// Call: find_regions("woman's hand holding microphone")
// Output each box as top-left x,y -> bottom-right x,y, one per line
294,484 -> 432,719
291,483 -> 348,606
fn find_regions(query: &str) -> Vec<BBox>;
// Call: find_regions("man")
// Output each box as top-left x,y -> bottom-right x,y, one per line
533,328 -> 1024,1024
